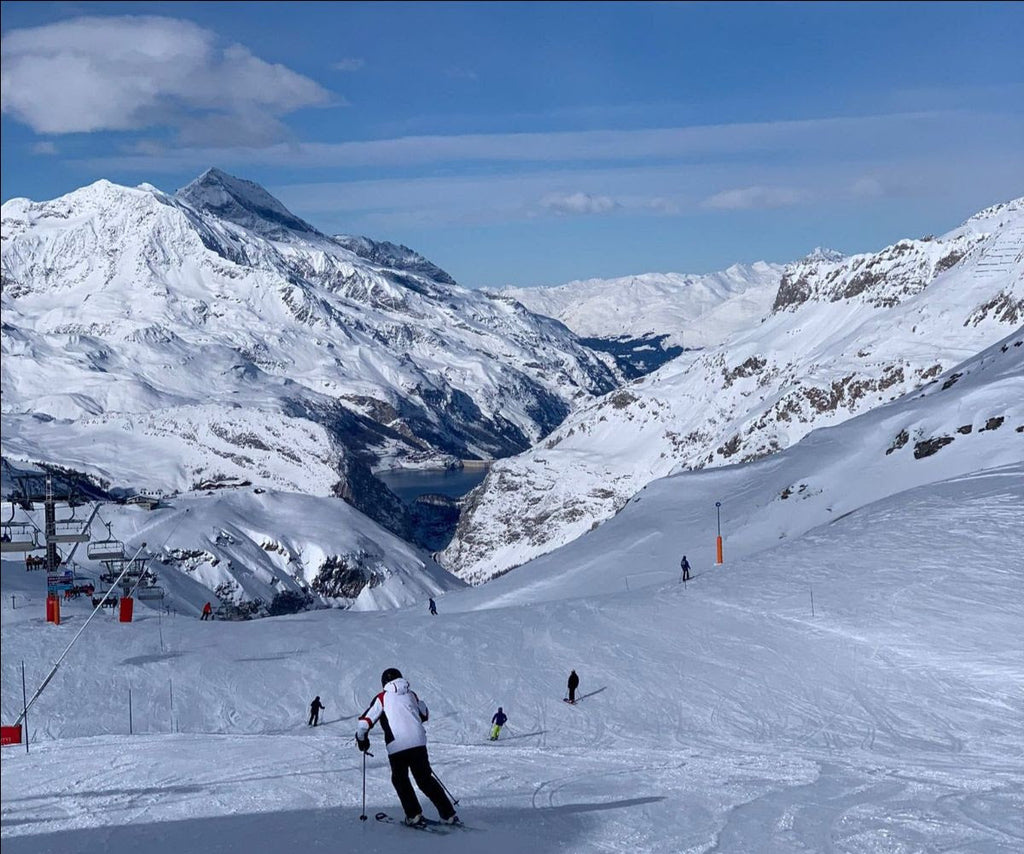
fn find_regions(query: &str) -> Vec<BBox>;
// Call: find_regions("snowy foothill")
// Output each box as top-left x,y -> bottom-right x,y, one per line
3,336 -> 1023,852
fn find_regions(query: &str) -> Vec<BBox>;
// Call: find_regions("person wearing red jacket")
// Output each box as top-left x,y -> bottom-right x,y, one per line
356,668 -> 460,828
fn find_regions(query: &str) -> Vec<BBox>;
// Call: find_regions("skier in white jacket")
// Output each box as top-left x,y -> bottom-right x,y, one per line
356,668 -> 460,827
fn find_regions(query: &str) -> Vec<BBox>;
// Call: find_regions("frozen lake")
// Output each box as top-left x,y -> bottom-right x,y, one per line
378,466 -> 489,503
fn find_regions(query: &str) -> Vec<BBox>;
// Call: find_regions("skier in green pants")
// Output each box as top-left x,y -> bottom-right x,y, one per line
490,707 -> 507,740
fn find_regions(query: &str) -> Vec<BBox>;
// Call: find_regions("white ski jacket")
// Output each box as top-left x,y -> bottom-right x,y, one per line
356,678 -> 429,755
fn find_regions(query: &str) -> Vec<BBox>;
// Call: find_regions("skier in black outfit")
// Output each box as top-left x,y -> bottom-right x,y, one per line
428,597 -> 437,616
680,554 -> 691,582
567,669 -> 580,704
308,695 -> 325,726
356,668 -> 460,828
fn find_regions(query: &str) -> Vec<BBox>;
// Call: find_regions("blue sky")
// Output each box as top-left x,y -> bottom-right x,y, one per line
2,2 -> 1022,287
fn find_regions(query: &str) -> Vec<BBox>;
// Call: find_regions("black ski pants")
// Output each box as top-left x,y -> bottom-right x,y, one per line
388,745 -> 455,821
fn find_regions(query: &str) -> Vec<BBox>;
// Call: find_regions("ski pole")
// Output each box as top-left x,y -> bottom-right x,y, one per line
360,751 -> 367,821
432,770 -> 459,806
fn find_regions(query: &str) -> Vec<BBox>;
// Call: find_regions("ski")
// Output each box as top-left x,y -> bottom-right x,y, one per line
375,811 -> 477,832
375,811 -> 450,833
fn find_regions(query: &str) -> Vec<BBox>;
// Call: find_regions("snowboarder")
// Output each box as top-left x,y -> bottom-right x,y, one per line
567,669 -> 580,704
428,597 -> 437,616
308,695 -> 325,726
201,601 -> 213,621
356,668 -> 460,828
490,707 -> 507,740
680,554 -> 691,582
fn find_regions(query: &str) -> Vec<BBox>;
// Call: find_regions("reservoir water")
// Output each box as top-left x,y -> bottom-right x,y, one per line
379,466 -> 489,504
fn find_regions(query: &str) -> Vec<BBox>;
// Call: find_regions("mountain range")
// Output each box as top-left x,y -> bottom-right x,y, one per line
1,168 -> 617,544
2,171 -> 1021,604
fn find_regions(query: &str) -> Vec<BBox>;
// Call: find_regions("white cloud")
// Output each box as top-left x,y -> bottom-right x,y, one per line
73,110 -> 1020,176
31,141 -> 58,155
332,58 -> 365,72
540,191 -> 618,216
643,197 -> 680,214
851,176 -> 886,198
701,186 -> 811,211
0,15 -> 332,144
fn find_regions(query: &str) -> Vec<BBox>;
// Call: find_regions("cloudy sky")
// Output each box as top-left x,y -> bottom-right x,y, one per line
2,1 -> 1022,287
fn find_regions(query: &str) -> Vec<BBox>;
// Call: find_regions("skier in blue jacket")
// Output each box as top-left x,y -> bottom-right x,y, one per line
490,707 -> 507,740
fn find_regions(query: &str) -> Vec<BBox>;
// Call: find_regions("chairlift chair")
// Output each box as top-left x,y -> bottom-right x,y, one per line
47,519 -> 91,544
87,524 -> 125,561
90,591 -> 120,609
1,523 -> 40,553
99,567 -> 122,584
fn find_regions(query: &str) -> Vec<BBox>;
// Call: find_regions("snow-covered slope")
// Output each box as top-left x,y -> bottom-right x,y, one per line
0,485 -> 463,613
3,422 -> 1021,853
500,261 -> 784,348
443,201 -> 1024,583
1,170 -> 616,507
450,330 -> 1024,601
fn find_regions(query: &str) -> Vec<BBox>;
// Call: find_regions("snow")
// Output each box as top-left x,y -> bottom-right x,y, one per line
4,420 -> 1022,852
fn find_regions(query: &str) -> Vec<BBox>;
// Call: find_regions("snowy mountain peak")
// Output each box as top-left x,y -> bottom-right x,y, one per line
2,171 -> 617,503
803,246 -> 845,263
175,167 -> 321,239
964,195 -> 1024,225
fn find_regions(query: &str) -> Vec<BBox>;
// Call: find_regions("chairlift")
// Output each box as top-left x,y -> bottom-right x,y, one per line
1,522 -> 40,553
90,592 -> 120,610
25,554 -> 47,570
2,503 -> 36,552
47,518 -> 91,544
99,566 -> 123,584
87,522 -> 125,561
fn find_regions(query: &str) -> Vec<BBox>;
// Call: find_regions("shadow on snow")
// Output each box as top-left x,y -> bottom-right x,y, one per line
2,799 -> 667,854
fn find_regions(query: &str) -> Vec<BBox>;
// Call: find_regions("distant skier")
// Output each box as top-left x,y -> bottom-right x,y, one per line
680,554 -> 691,582
356,668 -> 460,828
308,695 -> 325,726
490,707 -> 507,740
201,601 -> 213,621
566,669 -> 580,704
428,597 -> 437,616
